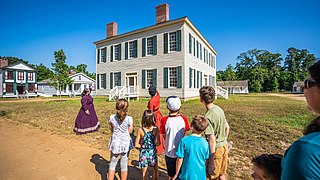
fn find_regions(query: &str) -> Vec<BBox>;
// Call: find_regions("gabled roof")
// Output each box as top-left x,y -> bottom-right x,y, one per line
217,80 -> 249,87
1,61 -> 35,71
94,16 -> 217,55
69,72 -> 95,82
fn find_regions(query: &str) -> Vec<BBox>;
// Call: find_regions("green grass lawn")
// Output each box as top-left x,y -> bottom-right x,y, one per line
0,94 -> 317,179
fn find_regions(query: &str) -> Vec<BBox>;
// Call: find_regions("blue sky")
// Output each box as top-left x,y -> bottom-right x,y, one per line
1,0 -> 319,73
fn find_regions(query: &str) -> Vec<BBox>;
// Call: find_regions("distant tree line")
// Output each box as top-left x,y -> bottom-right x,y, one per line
0,51 -> 96,82
217,47 -> 318,92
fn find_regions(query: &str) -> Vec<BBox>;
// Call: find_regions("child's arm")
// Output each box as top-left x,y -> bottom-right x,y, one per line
128,117 -> 133,134
173,158 -> 183,180
109,122 -> 113,133
154,127 -> 160,146
134,128 -> 142,149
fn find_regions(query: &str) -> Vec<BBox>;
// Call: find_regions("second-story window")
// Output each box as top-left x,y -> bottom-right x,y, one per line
129,41 -> 135,58
6,71 -> 14,80
147,37 -> 154,56
169,32 -> 177,52
28,72 -> 33,81
18,72 -> 24,80
115,44 -> 120,60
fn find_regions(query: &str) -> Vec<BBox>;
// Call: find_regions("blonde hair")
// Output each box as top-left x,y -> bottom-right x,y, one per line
116,98 -> 129,122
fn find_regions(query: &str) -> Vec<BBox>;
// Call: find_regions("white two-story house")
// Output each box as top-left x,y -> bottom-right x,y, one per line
94,3 -> 219,100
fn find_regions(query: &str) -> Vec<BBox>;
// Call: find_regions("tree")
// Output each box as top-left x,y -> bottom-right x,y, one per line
36,63 -> 53,82
49,49 -> 73,100
221,64 -> 237,81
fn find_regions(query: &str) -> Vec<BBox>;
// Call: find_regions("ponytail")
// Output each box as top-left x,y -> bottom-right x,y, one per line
116,99 -> 129,122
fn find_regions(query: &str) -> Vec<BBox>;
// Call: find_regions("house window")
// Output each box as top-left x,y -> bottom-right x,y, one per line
129,41 -> 135,58
100,74 -> 105,89
79,76 -> 81,80
147,37 -> 154,56
28,84 -> 35,92
6,71 -> 14,80
189,34 -> 193,54
28,72 -> 33,81
101,48 -> 106,62
169,67 -> 177,87
190,68 -> 194,88
6,83 -> 14,93
114,72 -> 120,86
146,70 -> 154,87
115,44 -> 120,60
18,72 -> 24,80
169,32 -> 177,52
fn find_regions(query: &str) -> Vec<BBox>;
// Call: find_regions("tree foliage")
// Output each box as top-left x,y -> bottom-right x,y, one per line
218,48 -> 318,92
49,49 -> 73,99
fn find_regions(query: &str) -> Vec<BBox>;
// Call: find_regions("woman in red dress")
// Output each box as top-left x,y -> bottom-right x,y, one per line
148,86 -> 165,154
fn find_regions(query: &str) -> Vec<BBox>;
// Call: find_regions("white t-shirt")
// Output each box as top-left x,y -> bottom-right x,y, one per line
160,114 -> 189,158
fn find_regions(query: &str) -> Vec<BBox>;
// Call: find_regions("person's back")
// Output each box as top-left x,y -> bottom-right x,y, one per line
281,133 -> 320,179
205,105 -> 228,148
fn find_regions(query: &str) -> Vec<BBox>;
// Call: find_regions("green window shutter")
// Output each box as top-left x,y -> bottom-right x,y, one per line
118,44 -> 121,60
25,71 -> 28,91
196,41 -> 199,58
200,72 -> 202,87
97,74 -> 100,89
142,70 -> 146,89
13,70 -> 17,95
200,44 -> 202,60
125,42 -> 128,60
110,46 -> 113,62
134,40 -> 138,58
153,35 -> 157,55
97,49 -> 100,64
197,71 -> 199,88
153,69 -> 157,87
163,67 -> 168,88
34,72 -> 37,83
189,67 -> 192,88
193,38 -> 195,56
189,34 -> 192,54
110,73 -> 113,89
177,30 -> 181,51
103,73 -> 107,89
177,66 -> 182,88
118,72 -> 121,86
142,38 -> 146,57
164,33 -> 168,54
193,69 -> 196,88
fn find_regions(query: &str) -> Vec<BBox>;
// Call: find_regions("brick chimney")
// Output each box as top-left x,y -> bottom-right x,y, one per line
156,3 -> 169,24
0,59 -> 8,68
107,22 -> 118,38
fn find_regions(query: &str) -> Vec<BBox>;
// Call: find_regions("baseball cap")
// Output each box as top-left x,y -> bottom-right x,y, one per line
166,96 -> 181,111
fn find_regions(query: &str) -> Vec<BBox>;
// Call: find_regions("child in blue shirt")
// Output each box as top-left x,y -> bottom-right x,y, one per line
173,115 -> 210,180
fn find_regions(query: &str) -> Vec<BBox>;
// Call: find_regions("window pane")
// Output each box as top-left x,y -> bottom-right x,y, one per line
147,37 -> 154,55
115,45 -> 120,60
100,74 -> 105,89
169,67 -> 177,87
146,70 -> 153,87
169,32 -> 177,52
114,73 -> 119,86
129,41 -> 135,58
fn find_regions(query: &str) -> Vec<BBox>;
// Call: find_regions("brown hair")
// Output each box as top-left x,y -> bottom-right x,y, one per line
251,154 -> 283,180
308,60 -> 320,85
304,116 -> 320,135
81,88 -> 90,97
142,110 -> 155,128
191,115 -> 209,132
199,86 -> 215,104
116,98 -> 129,122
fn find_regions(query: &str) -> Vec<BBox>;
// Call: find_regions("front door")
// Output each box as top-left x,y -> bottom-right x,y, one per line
17,85 -> 25,94
126,73 -> 137,94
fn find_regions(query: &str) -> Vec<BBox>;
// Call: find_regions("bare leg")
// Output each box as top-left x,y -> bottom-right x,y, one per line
142,167 -> 148,180
108,170 -> 115,180
153,164 -> 159,180
120,171 -> 127,180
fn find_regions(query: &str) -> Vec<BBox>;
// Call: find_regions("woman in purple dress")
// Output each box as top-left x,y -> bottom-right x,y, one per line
74,88 -> 100,134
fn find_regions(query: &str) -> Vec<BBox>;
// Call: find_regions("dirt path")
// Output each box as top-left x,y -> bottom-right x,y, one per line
266,93 -> 307,101
0,119 -> 167,180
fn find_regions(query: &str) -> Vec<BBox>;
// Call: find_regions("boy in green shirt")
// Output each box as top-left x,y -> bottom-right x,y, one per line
199,86 -> 230,180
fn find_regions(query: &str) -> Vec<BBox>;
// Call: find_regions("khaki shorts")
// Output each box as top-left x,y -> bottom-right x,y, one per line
207,143 -> 228,180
